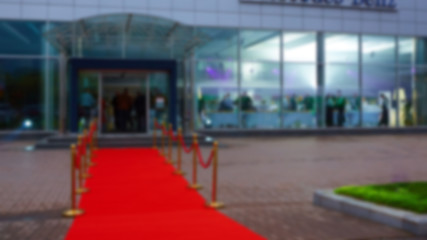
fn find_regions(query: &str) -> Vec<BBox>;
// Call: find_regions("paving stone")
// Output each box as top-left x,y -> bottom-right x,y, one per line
2,135 -> 427,239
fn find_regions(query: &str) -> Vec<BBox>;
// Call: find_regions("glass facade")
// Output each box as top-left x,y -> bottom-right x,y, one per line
1,14 -> 427,131
0,20 -> 59,130
192,30 -> 427,130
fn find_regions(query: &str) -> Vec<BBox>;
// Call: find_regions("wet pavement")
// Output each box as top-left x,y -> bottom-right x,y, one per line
2,135 -> 427,239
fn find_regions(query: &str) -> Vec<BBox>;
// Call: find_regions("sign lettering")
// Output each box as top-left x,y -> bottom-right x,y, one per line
240,0 -> 397,12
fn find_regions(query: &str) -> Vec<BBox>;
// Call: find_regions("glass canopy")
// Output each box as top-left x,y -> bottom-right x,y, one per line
44,14 -> 234,59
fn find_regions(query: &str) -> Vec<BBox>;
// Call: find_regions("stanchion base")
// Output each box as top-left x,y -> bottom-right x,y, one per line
189,184 -> 203,190
63,209 -> 84,217
208,202 -> 225,209
83,173 -> 92,178
173,170 -> 186,176
76,187 -> 89,194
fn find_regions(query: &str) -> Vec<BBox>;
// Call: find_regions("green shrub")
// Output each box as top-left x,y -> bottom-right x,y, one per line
335,182 -> 427,214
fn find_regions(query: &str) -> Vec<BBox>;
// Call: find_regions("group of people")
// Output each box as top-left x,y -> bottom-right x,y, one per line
79,87 -> 169,133
217,92 -> 255,112
110,88 -> 168,132
216,90 -> 390,128
325,91 -> 350,127
111,89 -> 147,132
217,92 -> 316,113
326,91 -> 389,127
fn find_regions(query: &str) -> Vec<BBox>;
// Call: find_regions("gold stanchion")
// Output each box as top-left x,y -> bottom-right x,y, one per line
88,137 -> 96,167
153,119 -> 157,149
92,119 -> 98,151
208,141 -> 224,209
82,130 -> 92,179
174,128 -> 185,176
167,124 -> 175,164
161,122 -> 165,156
63,144 -> 84,217
76,136 -> 89,194
189,133 -> 202,190
88,121 -> 96,167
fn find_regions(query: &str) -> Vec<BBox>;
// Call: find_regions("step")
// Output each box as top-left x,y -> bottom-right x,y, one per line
35,134 -> 213,149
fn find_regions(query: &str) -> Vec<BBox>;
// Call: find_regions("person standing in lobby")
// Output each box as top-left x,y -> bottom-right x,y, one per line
235,92 -> 254,128
218,93 -> 233,112
80,88 -> 95,127
326,94 -> 335,127
335,90 -> 346,127
112,91 -> 121,131
117,88 -> 133,132
378,93 -> 389,127
134,91 -> 147,132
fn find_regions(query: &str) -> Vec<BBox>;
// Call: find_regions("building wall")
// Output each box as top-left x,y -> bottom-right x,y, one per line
0,0 -> 424,36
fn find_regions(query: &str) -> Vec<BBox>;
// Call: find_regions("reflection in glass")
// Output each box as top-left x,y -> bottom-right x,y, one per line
399,37 -> 416,65
414,67 -> 427,126
149,72 -> 169,130
78,72 -> 99,132
362,66 -> 397,127
0,59 -> 44,129
325,65 -> 360,127
363,35 -> 396,64
0,21 -> 52,55
325,34 -> 359,63
240,30 -> 281,129
44,60 -> 59,130
399,67 -> 415,127
194,60 -> 239,129
194,28 -> 239,129
283,33 -> 317,128
283,63 -> 317,128
283,32 -> 317,63
241,31 -> 280,62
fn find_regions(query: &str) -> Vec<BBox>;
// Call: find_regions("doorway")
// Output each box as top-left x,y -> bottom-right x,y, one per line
100,72 -> 150,134
96,71 -> 170,135
70,59 -> 177,133
76,70 -> 171,135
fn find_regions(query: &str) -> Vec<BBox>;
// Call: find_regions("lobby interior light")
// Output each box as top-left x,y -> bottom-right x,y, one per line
283,33 -> 308,44
242,62 -> 260,80
363,42 -> 395,54
23,119 -> 33,129
284,43 -> 317,62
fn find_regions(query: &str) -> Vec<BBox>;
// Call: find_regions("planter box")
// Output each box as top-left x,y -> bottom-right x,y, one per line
314,189 -> 427,236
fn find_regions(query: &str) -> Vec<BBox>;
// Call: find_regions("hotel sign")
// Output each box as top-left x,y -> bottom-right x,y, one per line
240,0 -> 397,12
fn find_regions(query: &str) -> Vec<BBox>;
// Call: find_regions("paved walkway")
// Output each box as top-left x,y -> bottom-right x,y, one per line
2,135 -> 427,239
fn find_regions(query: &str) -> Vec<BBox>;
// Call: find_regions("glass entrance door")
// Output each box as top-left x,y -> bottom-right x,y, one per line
100,72 -> 149,134
148,72 -> 169,132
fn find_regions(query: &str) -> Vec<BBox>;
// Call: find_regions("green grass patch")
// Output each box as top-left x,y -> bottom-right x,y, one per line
334,182 -> 427,214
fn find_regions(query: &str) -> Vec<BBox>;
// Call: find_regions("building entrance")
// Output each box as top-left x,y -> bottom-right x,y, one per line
77,69 -> 170,135
100,73 -> 149,134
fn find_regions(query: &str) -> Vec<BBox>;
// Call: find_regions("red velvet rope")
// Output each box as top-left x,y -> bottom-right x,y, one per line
154,121 -> 169,136
75,142 -> 83,168
154,121 -> 163,130
75,154 -> 81,168
179,135 -> 193,153
87,124 -> 93,143
195,143 -> 215,169
88,129 -> 92,143
154,122 -> 216,168
81,137 -> 87,156
168,129 -> 179,141
74,122 -> 98,169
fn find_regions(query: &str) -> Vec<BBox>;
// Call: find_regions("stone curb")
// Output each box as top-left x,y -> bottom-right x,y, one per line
313,189 -> 427,236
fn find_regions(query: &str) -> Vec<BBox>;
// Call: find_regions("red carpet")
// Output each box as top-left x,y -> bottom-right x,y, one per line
65,148 -> 265,240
